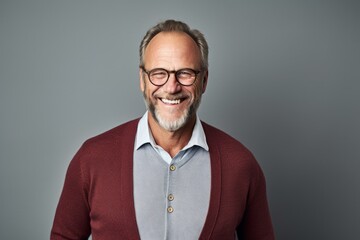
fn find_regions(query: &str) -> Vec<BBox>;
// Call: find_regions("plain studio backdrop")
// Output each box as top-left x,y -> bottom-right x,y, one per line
0,0 -> 359,239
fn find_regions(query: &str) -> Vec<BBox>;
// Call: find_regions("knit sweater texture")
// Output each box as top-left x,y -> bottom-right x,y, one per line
51,119 -> 275,240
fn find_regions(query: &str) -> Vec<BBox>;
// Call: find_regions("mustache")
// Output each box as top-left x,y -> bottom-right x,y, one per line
154,93 -> 188,100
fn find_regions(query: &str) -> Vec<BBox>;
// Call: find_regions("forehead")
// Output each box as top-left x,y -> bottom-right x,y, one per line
144,32 -> 201,68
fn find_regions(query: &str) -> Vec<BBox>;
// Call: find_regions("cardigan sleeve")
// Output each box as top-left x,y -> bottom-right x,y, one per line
50,146 -> 91,240
236,163 -> 275,240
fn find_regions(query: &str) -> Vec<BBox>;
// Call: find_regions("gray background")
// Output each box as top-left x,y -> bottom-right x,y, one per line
0,0 -> 359,239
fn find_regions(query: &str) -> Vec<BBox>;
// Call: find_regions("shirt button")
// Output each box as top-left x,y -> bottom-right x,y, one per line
168,194 -> 174,201
170,165 -> 176,171
167,206 -> 174,213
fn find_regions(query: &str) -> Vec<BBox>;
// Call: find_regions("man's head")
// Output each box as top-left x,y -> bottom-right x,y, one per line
140,20 -> 209,70
139,20 -> 209,132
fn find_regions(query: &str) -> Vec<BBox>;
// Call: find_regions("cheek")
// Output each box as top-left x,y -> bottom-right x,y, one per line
142,81 -> 151,101
143,82 -> 159,101
191,82 -> 203,101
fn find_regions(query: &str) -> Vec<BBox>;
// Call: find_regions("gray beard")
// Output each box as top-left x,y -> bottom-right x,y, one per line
153,105 -> 189,132
144,95 -> 201,132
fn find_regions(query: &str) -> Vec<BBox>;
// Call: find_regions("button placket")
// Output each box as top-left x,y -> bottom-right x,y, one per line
167,162 -> 178,217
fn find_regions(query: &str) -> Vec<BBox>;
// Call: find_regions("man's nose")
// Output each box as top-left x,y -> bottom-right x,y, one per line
163,73 -> 181,93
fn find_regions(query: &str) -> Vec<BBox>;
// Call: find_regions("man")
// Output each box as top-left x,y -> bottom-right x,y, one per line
51,19 -> 275,240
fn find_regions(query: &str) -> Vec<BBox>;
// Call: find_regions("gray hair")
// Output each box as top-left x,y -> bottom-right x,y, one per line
139,19 -> 209,69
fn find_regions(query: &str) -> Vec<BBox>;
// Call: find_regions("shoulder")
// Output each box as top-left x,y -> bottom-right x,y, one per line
202,121 -> 261,173
71,118 -> 140,166
64,119 -> 140,196
82,118 -> 140,149
202,121 -> 252,156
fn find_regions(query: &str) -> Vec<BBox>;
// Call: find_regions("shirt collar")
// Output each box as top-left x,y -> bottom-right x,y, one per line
135,111 -> 209,151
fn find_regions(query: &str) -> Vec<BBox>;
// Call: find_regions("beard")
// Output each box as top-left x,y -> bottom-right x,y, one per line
143,92 -> 202,132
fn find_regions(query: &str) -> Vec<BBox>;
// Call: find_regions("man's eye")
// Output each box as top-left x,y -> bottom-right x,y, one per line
177,71 -> 193,78
151,71 -> 167,78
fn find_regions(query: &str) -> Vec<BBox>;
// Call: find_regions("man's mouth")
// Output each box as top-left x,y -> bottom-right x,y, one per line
161,98 -> 181,105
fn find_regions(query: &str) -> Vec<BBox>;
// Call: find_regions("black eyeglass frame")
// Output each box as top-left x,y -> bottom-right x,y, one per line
141,67 -> 202,86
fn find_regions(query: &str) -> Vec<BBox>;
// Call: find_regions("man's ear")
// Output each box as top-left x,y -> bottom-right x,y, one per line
201,70 -> 209,93
139,68 -> 145,92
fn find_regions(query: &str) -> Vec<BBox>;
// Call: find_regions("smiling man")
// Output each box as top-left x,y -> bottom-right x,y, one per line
51,20 -> 275,240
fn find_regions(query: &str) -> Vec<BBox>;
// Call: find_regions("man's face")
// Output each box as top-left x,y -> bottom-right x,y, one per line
140,32 -> 208,132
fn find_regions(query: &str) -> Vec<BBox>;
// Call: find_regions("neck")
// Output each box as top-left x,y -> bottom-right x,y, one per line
148,114 -> 196,158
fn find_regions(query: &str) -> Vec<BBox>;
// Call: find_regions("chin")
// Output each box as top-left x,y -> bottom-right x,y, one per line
154,108 -> 190,132
144,93 -> 202,132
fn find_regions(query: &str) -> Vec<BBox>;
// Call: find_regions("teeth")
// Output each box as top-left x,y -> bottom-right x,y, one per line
162,98 -> 181,104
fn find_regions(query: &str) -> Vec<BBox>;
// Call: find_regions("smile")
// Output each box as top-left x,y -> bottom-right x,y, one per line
161,98 -> 182,105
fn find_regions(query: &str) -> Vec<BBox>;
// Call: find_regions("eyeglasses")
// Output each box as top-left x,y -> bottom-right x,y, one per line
141,67 -> 202,86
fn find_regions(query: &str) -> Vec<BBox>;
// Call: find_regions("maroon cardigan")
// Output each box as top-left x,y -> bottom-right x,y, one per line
51,119 -> 275,240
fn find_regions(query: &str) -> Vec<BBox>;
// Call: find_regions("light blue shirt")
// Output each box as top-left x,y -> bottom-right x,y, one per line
133,111 -> 211,239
